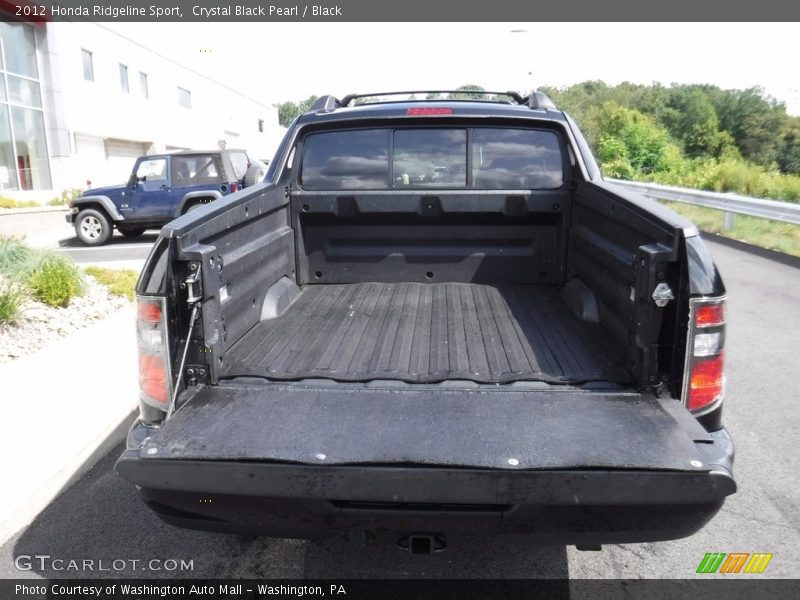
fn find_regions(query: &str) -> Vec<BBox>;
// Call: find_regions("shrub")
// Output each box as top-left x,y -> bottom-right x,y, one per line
0,236 -> 33,275
0,196 -> 39,209
0,284 -> 24,325
48,188 -> 83,206
23,252 -> 84,307
85,266 -> 137,301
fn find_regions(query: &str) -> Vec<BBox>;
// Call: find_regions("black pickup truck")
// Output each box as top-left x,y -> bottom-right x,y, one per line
116,91 -> 735,552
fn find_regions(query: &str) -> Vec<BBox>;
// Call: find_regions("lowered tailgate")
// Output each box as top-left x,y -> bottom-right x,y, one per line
123,382 -> 732,474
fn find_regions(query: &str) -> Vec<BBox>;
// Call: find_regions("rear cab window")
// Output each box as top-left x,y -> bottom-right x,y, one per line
298,126 -> 565,190
171,155 -> 222,184
228,151 -> 250,180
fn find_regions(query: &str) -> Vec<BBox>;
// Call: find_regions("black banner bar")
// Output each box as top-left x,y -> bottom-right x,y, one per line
2,579 -> 800,600
3,0 -> 800,22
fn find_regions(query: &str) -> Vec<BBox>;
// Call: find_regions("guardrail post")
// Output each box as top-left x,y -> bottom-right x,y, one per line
724,212 -> 736,230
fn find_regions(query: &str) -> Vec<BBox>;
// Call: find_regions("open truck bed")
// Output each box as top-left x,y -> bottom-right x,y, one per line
117,93 -> 734,547
221,282 -> 629,384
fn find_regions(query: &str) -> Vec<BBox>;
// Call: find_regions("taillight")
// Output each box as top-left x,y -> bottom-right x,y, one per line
137,295 -> 172,409
230,182 -> 240,193
684,297 -> 726,415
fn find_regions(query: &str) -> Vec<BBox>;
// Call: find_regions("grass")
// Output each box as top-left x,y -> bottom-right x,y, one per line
0,236 -> 84,308
0,237 -> 33,273
661,201 -> 800,257
0,196 -> 39,209
85,266 -> 138,301
0,284 -> 24,325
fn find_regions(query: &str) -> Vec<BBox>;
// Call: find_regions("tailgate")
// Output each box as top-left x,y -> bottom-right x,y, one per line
135,382 -> 728,473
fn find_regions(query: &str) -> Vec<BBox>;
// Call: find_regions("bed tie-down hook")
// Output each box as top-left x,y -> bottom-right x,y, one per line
652,282 -> 674,307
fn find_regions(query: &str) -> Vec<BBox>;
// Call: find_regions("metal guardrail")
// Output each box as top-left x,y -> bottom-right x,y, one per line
605,178 -> 800,228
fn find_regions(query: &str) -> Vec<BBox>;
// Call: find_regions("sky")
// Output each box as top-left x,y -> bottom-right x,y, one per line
111,22 -> 800,115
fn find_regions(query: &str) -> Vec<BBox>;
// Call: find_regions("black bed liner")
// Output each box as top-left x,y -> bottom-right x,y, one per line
147,383 -> 717,472
221,282 -> 630,384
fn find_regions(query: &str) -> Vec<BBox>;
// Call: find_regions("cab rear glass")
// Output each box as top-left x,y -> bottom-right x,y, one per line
298,127 -> 565,190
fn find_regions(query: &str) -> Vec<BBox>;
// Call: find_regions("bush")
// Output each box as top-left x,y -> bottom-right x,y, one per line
23,253 -> 84,307
85,266 -> 137,301
0,196 -> 38,209
0,284 -> 24,325
48,188 -> 83,206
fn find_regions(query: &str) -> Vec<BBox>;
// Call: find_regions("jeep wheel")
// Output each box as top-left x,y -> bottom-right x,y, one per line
75,209 -> 112,246
119,227 -> 146,238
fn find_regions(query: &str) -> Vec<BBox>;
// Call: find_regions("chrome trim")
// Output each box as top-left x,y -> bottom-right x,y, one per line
681,295 -> 727,414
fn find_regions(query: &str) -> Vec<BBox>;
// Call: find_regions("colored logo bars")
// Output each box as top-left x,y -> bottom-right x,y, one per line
696,553 -> 773,574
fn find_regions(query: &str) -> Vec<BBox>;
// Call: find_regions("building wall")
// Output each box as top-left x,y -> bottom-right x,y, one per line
5,20 -> 285,199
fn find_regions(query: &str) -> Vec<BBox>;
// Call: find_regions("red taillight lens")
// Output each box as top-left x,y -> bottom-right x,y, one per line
230,182 -> 240,193
685,297 -> 726,414
139,354 -> 169,404
696,303 -> 725,328
688,353 -> 724,411
406,107 -> 454,115
137,296 -> 172,408
137,301 -> 161,324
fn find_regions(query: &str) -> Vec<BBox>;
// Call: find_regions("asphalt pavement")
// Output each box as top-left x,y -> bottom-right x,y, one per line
56,232 -> 157,270
0,236 -> 798,580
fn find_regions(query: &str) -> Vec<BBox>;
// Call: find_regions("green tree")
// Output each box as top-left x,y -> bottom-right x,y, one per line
276,95 -> 319,127
662,89 -> 729,157
587,102 -> 678,176
447,84 -> 486,100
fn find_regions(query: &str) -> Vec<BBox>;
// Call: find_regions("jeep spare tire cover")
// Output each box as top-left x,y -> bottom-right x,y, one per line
244,163 -> 265,188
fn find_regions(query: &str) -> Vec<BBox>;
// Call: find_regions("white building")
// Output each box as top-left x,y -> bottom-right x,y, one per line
0,18 -> 285,200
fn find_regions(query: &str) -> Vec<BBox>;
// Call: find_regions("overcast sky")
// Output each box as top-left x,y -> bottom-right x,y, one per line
111,22 -> 800,115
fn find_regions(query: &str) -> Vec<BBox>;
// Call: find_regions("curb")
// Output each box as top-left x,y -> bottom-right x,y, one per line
0,207 -> 70,216
0,409 -> 137,546
700,231 -> 800,269
0,306 -> 138,545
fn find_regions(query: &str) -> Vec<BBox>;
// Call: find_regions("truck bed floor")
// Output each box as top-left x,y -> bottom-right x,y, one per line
221,282 -> 630,384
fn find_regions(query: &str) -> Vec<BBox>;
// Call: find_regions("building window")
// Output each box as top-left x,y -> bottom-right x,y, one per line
0,22 -> 51,191
139,72 -> 148,99
81,49 -> 94,82
258,119 -> 264,133
0,22 -> 38,77
177,87 -> 191,109
119,64 -> 129,93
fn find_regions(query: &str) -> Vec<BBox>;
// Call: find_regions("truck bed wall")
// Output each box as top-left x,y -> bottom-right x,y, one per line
291,190 -> 571,285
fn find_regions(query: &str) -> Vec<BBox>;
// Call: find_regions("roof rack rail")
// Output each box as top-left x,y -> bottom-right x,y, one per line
524,90 -> 557,110
304,89 -> 557,114
308,95 -> 341,113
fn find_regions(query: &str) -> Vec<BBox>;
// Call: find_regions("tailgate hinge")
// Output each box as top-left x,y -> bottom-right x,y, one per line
184,262 -> 202,305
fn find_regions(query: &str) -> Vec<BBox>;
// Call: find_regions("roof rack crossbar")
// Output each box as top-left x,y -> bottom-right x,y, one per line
339,90 -> 526,106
